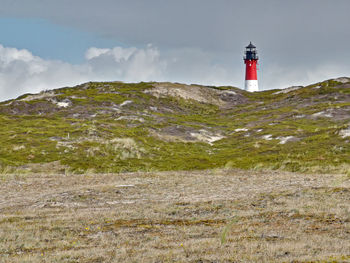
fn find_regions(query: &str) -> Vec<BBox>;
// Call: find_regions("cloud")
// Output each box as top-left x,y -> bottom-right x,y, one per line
85,45 -> 166,81
0,42 -> 347,101
1,0 -> 350,56
1,1 -> 350,95
0,44 -> 234,101
0,45 -> 90,101
85,47 -> 110,60
0,44 -> 166,101
261,63 -> 350,90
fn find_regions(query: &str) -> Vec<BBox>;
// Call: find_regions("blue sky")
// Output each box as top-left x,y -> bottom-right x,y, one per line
0,0 -> 349,101
0,17 -> 120,63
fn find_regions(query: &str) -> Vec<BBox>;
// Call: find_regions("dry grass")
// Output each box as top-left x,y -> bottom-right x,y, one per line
1,169 -> 350,262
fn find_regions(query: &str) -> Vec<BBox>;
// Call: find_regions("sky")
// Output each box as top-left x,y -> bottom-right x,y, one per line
0,0 -> 349,101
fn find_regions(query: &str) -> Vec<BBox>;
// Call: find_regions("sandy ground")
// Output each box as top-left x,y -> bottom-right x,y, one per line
1,169 -> 350,262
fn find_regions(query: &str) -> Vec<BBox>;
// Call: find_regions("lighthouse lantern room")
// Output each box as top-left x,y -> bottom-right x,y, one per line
244,42 -> 259,92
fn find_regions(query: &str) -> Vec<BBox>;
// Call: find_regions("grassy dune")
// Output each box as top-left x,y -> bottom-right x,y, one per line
1,169 -> 350,262
0,78 -> 349,174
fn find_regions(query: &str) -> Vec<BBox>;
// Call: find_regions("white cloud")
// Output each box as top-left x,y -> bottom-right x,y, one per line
0,44 -> 89,101
85,47 -> 110,60
1,1 -> 350,94
85,45 -> 166,81
0,44 -> 238,101
261,63 -> 350,90
0,44 -> 168,101
0,43 -> 347,102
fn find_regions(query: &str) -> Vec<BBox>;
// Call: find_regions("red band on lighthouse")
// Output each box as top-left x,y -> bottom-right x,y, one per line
245,60 -> 258,80
244,42 -> 259,92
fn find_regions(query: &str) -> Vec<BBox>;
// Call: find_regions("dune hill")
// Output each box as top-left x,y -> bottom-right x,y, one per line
0,77 -> 349,174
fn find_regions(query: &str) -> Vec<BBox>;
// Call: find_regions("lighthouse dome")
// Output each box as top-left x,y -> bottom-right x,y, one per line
246,42 -> 256,49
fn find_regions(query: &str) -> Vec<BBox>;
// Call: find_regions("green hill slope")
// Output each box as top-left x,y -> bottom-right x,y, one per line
0,78 -> 349,174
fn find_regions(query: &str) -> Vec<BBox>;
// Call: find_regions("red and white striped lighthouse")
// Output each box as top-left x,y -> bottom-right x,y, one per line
244,42 -> 259,92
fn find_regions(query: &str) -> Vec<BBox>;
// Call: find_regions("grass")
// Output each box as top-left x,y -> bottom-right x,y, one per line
1,169 -> 350,262
0,79 -> 349,174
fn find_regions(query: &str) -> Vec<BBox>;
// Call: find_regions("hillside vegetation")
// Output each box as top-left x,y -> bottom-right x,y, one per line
0,77 -> 349,174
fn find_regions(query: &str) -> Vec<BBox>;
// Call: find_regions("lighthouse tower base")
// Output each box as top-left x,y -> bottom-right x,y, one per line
245,80 -> 259,92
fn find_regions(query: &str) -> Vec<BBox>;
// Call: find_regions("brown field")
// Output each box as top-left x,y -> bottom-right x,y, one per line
1,169 -> 350,262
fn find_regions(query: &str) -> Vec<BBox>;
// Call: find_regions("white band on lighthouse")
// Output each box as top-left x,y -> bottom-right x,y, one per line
245,80 -> 259,92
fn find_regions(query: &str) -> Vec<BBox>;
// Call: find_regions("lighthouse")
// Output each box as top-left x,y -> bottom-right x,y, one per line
244,42 -> 259,92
